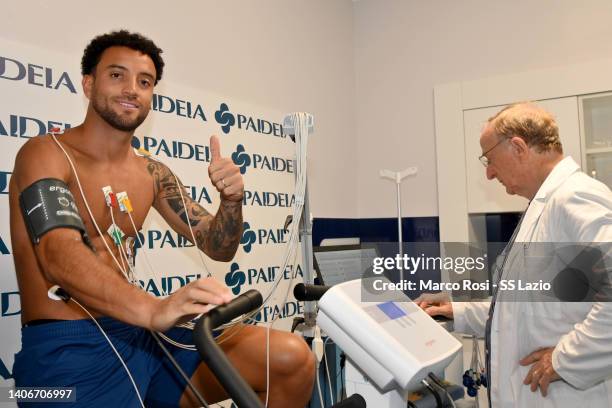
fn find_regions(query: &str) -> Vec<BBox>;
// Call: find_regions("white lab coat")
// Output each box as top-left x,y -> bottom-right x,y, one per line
453,157 -> 612,407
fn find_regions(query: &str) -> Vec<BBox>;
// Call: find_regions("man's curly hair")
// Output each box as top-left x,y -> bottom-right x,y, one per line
81,30 -> 164,84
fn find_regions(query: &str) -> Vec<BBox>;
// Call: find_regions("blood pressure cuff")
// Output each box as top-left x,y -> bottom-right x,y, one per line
19,178 -> 90,246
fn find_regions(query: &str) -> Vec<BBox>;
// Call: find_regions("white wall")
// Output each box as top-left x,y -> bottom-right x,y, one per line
353,0 -> 612,218
1,0 -> 357,218
7,1 -> 612,220
9,0 -> 612,221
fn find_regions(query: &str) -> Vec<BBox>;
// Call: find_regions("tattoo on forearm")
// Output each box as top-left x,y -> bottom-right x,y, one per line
147,158 -> 242,259
208,201 -> 242,254
147,158 -> 210,227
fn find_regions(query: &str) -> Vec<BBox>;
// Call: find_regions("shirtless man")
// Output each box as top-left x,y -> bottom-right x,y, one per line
9,30 -> 314,407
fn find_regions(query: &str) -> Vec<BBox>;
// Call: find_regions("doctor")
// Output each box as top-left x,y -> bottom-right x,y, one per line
420,102 -> 612,407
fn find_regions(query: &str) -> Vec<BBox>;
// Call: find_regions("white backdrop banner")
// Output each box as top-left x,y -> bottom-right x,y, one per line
0,36 -> 305,400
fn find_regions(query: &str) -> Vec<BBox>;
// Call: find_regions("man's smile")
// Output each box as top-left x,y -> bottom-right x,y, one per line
116,100 -> 140,110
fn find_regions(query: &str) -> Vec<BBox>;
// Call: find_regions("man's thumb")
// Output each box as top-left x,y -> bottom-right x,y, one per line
210,135 -> 221,162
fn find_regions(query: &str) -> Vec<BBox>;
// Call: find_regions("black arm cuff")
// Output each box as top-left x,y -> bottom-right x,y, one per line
19,178 -> 91,248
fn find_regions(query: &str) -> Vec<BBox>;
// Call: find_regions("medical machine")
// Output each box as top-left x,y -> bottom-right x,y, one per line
192,108 -> 461,407
194,290 -> 367,408
317,278 -> 462,407
193,281 -> 462,408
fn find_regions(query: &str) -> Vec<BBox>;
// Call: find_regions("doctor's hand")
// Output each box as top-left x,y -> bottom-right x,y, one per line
208,135 -> 244,202
415,292 -> 453,319
520,347 -> 562,397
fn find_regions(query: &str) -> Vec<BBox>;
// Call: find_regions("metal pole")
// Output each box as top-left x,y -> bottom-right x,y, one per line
380,168 -> 418,284
396,180 -> 404,283
299,181 -> 317,330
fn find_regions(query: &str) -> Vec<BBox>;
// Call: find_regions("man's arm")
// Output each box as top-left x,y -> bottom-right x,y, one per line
417,293 -> 490,337
147,135 -> 243,262
12,137 -> 230,330
12,137 -> 158,327
450,301 -> 490,336
549,187 -> 612,390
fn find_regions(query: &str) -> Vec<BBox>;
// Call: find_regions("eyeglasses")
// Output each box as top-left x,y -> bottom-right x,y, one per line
478,138 -> 509,167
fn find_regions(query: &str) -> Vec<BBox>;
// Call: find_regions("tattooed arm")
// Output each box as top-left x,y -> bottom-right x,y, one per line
147,156 -> 243,262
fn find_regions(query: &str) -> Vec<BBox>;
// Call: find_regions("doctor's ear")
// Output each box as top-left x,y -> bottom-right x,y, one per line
509,136 -> 529,156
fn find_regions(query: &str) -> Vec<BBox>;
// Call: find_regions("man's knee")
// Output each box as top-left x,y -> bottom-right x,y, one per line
272,333 -> 315,378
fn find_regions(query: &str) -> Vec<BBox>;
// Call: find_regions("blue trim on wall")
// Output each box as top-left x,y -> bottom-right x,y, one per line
313,213 -> 519,246
312,217 -> 440,246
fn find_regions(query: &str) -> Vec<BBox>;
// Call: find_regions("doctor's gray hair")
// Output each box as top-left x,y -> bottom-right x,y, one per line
488,102 -> 563,154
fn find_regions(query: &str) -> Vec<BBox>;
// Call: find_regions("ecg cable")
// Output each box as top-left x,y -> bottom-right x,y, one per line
136,115 -> 311,335
124,204 -> 167,295
51,119 -> 312,407
44,290 -> 146,408
134,119 -> 311,338
50,134 -> 210,406
50,134 -> 129,276
135,149 -> 212,279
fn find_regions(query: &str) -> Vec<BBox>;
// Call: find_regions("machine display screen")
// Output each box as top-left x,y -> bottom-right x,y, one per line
377,302 -> 406,320
313,246 -> 380,286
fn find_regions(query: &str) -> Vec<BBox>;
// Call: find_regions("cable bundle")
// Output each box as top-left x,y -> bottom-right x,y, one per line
49,113 -> 313,407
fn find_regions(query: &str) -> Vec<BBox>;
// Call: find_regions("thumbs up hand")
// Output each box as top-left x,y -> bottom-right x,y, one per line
208,135 -> 244,202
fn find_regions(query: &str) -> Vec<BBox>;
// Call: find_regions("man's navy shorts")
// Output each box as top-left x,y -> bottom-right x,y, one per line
13,318 -> 205,407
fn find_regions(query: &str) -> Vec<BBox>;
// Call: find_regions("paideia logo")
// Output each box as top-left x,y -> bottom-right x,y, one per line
225,263 -> 246,295
224,262 -> 303,295
138,274 -> 202,297
253,300 -> 304,323
152,93 -> 207,122
0,114 -> 71,139
215,103 -> 235,134
0,234 -> 10,255
131,134 -> 211,163
242,189 -> 295,208
231,144 -> 251,174
0,357 -> 12,380
240,222 -> 257,253
0,55 -> 77,93
1,291 -> 20,317
213,102 -> 285,138
0,171 -> 10,194
133,229 -> 195,250
240,222 -> 288,253
185,183 -> 213,205
231,144 -> 293,175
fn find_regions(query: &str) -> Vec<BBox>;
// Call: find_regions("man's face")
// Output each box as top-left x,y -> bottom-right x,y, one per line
480,124 -> 522,196
85,46 -> 156,132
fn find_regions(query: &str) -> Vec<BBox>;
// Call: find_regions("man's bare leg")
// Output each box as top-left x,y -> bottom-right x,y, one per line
180,325 -> 316,407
